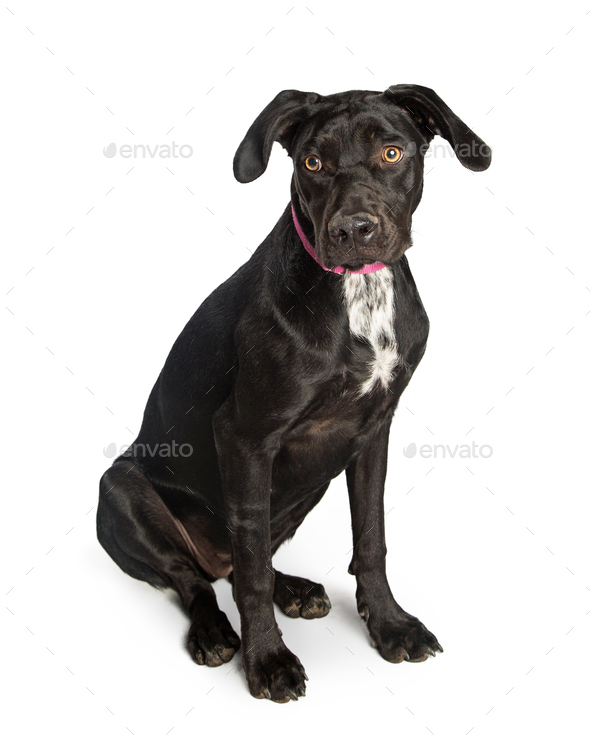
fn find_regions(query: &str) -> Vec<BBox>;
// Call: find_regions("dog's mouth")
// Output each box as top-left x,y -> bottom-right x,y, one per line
339,258 -> 380,271
312,211 -> 413,271
320,237 -> 411,271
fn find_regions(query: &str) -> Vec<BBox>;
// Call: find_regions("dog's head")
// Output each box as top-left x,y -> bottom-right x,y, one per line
234,85 -> 491,271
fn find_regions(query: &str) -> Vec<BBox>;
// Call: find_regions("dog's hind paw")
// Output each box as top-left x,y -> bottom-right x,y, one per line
273,572 -> 331,619
187,611 -> 241,667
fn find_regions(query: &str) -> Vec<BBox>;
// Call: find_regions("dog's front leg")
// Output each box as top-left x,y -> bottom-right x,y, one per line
214,411 -> 307,702
346,422 -> 443,663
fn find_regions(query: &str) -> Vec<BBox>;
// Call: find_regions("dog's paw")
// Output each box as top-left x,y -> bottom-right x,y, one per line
187,612 -> 241,667
246,646 -> 308,703
274,573 -> 331,619
364,609 -> 443,664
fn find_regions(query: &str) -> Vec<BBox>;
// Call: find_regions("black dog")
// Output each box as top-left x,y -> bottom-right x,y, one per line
97,84 -> 491,702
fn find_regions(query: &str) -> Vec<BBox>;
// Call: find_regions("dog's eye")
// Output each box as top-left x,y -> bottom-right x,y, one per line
382,146 -> 403,164
304,156 -> 322,172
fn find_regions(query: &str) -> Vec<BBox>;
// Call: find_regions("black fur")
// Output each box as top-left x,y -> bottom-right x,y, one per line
97,84 -> 490,701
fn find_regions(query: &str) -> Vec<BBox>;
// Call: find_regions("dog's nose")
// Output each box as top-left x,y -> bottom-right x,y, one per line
328,213 -> 379,248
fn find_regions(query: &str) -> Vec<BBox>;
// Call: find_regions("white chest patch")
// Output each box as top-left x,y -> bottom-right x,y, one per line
343,268 -> 399,395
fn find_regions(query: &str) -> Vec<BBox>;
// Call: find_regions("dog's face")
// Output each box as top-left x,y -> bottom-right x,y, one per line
234,85 -> 491,271
287,94 -> 427,270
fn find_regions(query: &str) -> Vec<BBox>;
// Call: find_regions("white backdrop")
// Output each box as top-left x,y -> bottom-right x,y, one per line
2,1 -> 589,735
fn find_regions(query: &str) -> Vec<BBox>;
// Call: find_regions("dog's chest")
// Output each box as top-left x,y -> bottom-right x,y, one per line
342,268 -> 399,394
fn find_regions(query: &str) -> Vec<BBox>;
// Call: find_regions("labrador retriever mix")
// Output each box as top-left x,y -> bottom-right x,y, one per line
97,84 -> 491,702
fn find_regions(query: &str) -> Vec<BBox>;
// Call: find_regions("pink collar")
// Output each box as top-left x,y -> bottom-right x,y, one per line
291,204 -> 386,275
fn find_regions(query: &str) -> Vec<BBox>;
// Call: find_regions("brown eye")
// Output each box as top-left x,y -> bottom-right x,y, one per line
382,146 -> 403,164
304,155 -> 322,172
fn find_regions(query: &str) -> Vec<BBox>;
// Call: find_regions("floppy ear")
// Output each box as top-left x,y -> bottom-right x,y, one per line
233,89 -> 320,183
386,84 -> 491,172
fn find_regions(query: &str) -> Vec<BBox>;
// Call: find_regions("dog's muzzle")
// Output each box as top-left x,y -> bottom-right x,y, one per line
327,212 -> 379,252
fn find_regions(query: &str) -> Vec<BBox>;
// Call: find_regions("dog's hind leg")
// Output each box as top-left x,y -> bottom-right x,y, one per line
97,460 -> 240,666
270,483 -> 332,619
